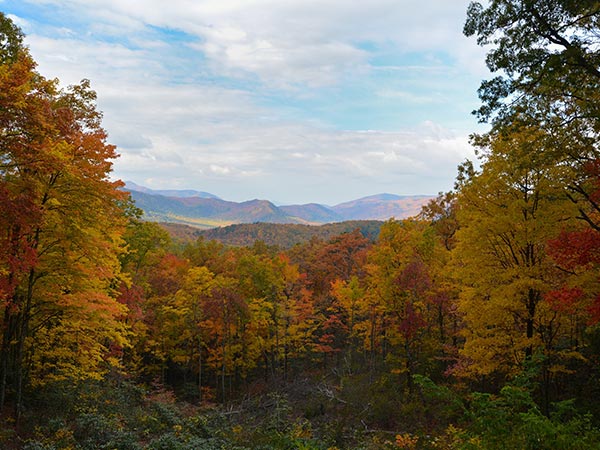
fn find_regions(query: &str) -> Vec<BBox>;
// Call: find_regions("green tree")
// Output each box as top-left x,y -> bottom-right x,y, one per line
465,0 -> 600,227
464,0 -> 600,127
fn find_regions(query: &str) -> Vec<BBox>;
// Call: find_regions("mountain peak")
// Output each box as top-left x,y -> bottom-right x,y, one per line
332,193 -> 433,221
358,193 -> 404,201
123,182 -> 434,227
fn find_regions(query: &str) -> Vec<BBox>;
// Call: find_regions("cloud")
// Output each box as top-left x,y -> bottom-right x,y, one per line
6,0 -> 484,204
376,89 -> 448,104
6,13 -> 30,29
26,34 -> 162,86
19,0 -> 483,87
107,91 -> 476,203
195,36 -> 368,88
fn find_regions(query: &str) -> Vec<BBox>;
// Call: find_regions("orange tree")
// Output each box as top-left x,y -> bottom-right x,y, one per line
0,14 -> 129,418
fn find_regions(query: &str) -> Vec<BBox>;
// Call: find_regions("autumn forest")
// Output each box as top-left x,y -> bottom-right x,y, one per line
3,2 -> 600,449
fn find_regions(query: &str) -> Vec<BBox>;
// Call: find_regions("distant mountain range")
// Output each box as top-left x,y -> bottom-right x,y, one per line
125,181 -> 220,199
124,181 -> 433,228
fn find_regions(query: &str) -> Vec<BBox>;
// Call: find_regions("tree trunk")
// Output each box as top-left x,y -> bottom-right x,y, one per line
0,309 -> 16,413
525,288 -> 538,359
198,337 -> 202,403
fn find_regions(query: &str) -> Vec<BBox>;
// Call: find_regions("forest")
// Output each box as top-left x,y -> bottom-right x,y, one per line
2,1 -> 600,449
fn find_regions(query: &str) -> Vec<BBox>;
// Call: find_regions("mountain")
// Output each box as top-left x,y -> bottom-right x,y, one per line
126,190 -> 296,228
124,183 -> 433,228
279,203 -> 343,223
124,181 -> 220,199
332,193 -> 432,220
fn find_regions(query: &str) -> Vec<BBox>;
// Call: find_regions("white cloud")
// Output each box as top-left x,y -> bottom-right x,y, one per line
90,69 -> 476,203
196,36 -> 367,88
7,0 -> 485,204
26,35 -> 162,86
20,0 -> 482,86
376,89 -> 447,104
109,92 -> 476,203
6,13 -> 30,29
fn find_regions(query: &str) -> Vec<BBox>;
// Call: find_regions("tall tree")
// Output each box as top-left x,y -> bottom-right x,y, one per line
463,2 -> 600,403
452,127 -> 579,393
0,14 -> 128,417
464,0 -> 600,128
365,220 -> 443,390
465,0 -> 600,224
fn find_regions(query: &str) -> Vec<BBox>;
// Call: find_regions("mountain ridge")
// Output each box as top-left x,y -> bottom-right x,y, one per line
124,183 -> 433,228
124,181 -> 220,199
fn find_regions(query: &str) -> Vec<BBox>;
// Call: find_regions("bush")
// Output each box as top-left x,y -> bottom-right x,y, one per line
463,386 -> 600,450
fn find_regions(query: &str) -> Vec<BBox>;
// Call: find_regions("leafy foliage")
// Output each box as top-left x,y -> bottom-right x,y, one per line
192,220 -> 383,248
0,12 -> 129,420
3,6 -> 600,449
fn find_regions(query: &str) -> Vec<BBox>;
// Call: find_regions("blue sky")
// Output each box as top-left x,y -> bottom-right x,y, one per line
2,0 -> 489,205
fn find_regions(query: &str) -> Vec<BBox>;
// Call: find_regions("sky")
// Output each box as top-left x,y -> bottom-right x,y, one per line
2,0 -> 490,205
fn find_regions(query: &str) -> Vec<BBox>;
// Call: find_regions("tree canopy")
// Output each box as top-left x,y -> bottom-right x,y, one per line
3,5 -> 600,449
0,11 -> 129,419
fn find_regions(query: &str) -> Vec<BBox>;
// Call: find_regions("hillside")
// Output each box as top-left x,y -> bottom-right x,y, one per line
332,193 -> 433,220
127,190 -> 297,228
279,203 -> 343,223
125,184 -> 432,227
159,220 -> 383,248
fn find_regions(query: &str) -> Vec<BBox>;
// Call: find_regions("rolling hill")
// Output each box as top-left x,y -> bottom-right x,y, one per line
332,193 -> 433,220
279,203 -> 343,223
124,183 -> 433,228
159,220 -> 384,248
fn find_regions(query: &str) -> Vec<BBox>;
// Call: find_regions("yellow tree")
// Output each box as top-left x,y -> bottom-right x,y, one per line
274,253 -> 320,378
234,250 -> 307,381
452,126 -> 578,389
330,275 -> 366,373
331,276 -> 365,343
365,220 -> 441,391
161,266 -> 216,401
201,275 -> 247,402
419,193 -> 462,366
235,250 -> 282,379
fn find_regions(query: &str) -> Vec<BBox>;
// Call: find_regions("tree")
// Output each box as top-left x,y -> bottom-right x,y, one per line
201,275 -> 247,402
465,1 -> 600,227
140,253 -> 189,380
299,230 -> 370,304
364,220 -> 444,391
170,266 -> 215,401
120,218 -> 171,281
464,0 -> 600,128
419,193 -> 462,360
451,126 -> 580,401
419,191 -> 459,251
0,13 -> 129,418
331,276 -> 365,348
463,2 -> 600,407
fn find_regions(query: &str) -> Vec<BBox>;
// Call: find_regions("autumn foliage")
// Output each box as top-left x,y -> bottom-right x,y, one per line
0,13 -> 128,420
3,4 -> 600,449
